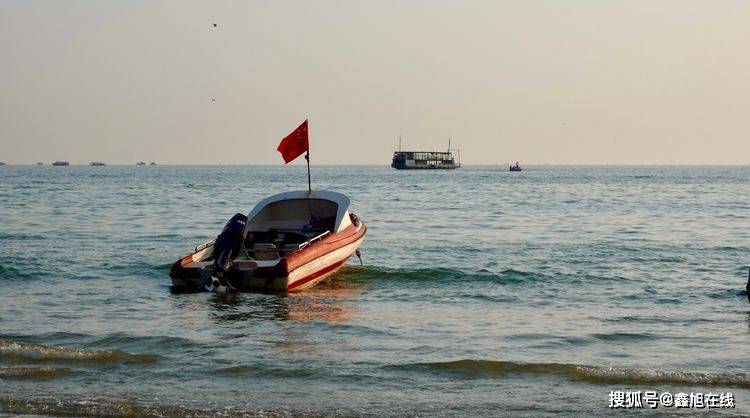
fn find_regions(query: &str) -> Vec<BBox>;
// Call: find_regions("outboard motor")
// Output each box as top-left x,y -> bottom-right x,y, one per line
207,213 -> 247,292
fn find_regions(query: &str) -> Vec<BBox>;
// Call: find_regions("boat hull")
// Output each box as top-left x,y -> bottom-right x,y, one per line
170,222 -> 366,292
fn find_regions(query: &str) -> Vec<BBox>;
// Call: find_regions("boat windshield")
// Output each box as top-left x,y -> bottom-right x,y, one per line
247,198 -> 337,232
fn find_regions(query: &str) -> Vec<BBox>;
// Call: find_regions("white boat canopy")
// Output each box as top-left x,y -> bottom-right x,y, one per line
245,190 -> 353,233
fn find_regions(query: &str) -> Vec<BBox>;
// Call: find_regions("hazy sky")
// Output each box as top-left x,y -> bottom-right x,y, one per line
1,1 -> 749,165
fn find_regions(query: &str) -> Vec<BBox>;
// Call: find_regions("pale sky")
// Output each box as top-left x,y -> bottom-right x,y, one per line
1,1 -> 749,165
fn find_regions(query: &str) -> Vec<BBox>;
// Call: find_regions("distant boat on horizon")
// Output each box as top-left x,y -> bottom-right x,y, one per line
391,138 -> 461,170
36,162 -> 43,165
90,161 -> 106,166
52,161 -> 69,166
0,162 -> 5,166
509,162 -> 522,172
137,161 -> 146,166
149,162 -> 157,166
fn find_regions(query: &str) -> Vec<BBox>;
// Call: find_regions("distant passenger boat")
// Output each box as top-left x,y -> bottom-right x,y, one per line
52,161 -> 70,166
509,162 -> 522,172
137,161 -> 146,166
149,162 -> 156,166
90,161 -> 106,166
391,138 -> 460,170
36,162 -> 43,165
0,162 -> 5,166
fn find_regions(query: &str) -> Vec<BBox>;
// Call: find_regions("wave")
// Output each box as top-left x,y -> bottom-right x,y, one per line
1,260 -> 632,287
337,265 -> 623,287
214,364 -> 317,378
0,254 -> 58,281
86,333 -> 196,350
100,260 -> 173,277
388,359 -> 750,388
707,288 -> 748,300
0,338 -> 158,365
589,332 -> 660,342
0,366 -> 71,380
0,265 -> 22,279
337,265 -> 544,285
0,259 -> 171,282
0,232 -> 45,241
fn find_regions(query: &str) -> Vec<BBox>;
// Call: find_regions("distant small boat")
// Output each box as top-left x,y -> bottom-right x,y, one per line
149,162 -> 156,166
0,162 -> 5,166
90,161 -> 106,166
137,161 -> 146,166
52,161 -> 70,166
509,162 -> 522,172
36,162 -> 43,165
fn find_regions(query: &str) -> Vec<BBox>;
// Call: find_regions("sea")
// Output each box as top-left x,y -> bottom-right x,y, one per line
0,164 -> 748,417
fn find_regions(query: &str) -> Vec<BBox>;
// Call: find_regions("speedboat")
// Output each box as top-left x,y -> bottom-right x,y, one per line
170,190 -> 367,292
509,162 -> 522,172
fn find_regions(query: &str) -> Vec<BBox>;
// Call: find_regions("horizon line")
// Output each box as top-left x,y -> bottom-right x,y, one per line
2,162 -> 749,167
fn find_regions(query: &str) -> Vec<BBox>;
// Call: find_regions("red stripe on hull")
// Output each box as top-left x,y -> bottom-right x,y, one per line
287,257 -> 349,291
284,223 -> 367,273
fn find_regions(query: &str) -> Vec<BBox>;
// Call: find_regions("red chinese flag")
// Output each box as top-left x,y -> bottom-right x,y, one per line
277,119 -> 309,163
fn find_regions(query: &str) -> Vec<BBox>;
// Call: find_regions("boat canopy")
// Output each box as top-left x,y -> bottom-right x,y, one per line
245,190 -> 353,233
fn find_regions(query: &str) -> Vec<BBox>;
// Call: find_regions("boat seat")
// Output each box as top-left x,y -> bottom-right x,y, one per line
252,243 -> 279,261
244,229 -> 333,259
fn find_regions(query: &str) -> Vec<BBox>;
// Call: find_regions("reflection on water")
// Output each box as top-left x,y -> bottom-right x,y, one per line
208,293 -> 290,322
285,281 -> 363,323
170,268 -> 367,324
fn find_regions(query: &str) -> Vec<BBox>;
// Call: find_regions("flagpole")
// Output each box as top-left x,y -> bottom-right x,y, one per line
305,151 -> 311,192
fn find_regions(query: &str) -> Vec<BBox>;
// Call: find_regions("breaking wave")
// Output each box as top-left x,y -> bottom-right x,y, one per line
0,366 -> 71,380
0,338 -> 158,365
389,359 -> 750,388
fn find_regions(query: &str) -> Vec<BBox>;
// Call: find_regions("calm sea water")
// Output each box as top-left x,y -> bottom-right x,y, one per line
1,165 -> 749,416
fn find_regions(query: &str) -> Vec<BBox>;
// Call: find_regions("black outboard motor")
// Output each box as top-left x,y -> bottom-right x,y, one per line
207,213 -> 247,291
